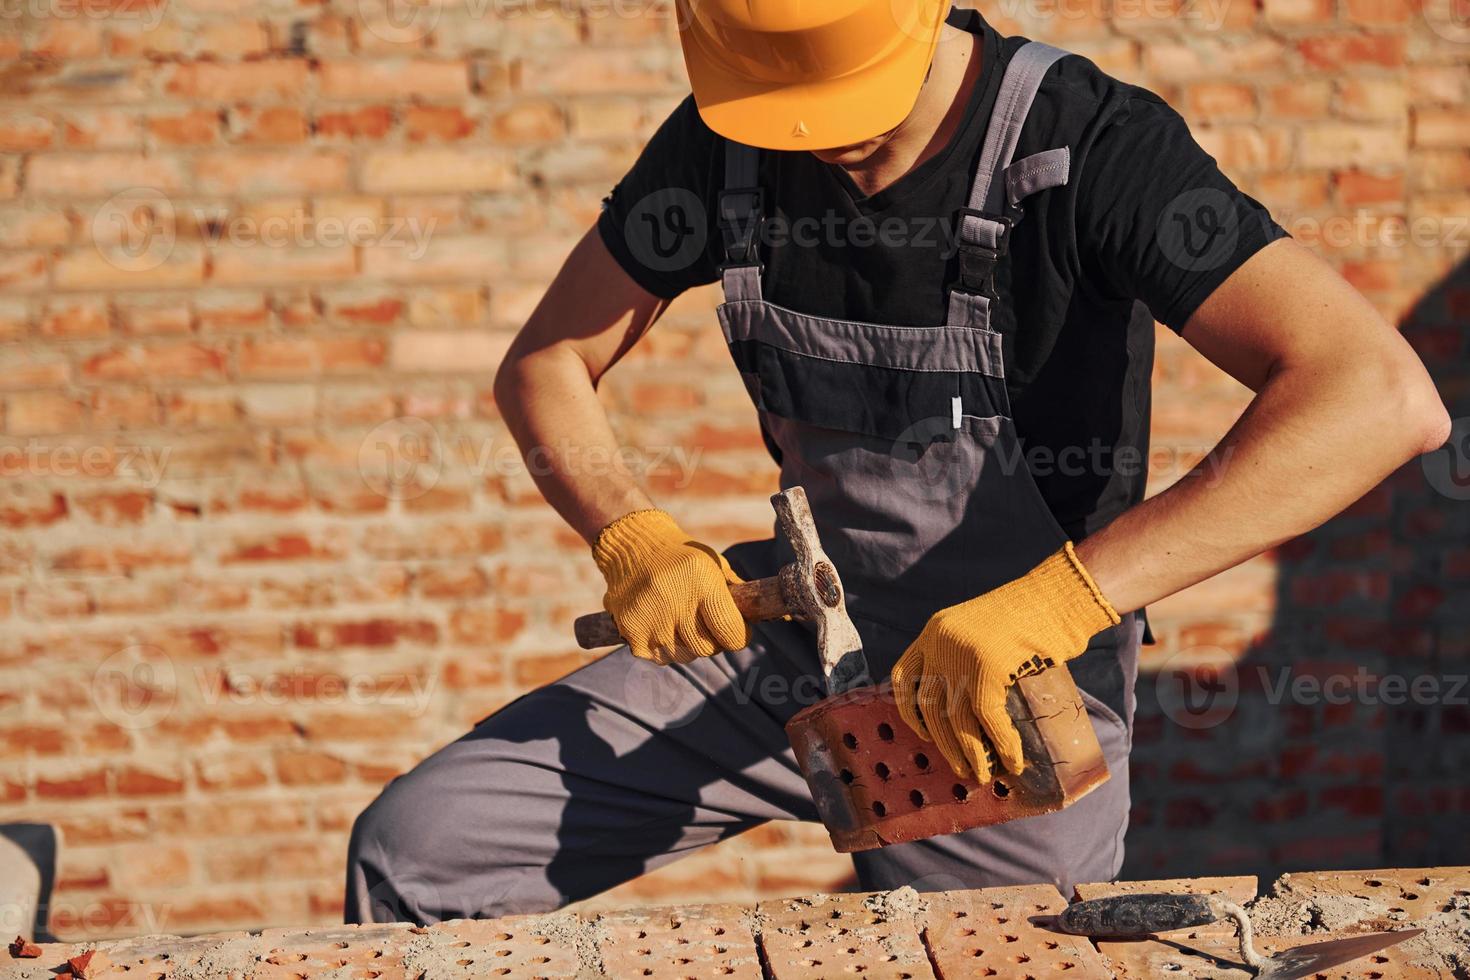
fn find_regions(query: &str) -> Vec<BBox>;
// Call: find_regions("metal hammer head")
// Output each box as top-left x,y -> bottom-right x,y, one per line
770,487 -> 870,694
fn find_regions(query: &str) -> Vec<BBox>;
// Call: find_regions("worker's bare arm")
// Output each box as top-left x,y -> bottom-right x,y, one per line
494,226 -> 671,544
1077,238 -> 1451,613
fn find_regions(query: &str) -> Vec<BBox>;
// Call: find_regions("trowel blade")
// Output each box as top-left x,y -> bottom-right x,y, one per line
1254,928 -> 1423,980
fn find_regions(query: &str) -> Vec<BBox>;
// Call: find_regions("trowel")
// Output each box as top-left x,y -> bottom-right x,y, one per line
1057,892 -> 1425,979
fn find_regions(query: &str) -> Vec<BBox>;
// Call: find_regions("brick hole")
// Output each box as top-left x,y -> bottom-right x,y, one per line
1058,962 -> 1076,970
456,959 -> 473,967
1003,934 -> 1019,942
874,762 -> 891,780
1044,941 -> 1059,949
842,732 -> 859,749
877,723 -> 894,741
534,935 -> 551,945
494,949 -> 513,957
494,933 -> 513,941
1365,879 -> 1383,887
1371,955 -> 1389,963
492,970 -> 510,977
914,752 -> 931,769
1402,892 -> 1420,900
960,928 -> 976,937
970,948 -> 985,957
872,800 -> 887,816
992,780 -> 1010,799
909,789 -> 926,808
1011,953 -> 1031,963
953,783 -> 969,801
333,942 -> 349,949
451,941 -> 471,948
840,768 -> 855,784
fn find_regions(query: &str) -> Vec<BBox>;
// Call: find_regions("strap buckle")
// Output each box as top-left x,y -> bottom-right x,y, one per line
953,209 -> 1013,297
718,186 -> 765,268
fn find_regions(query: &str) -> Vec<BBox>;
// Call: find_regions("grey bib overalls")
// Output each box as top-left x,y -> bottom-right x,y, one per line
346,41 -> 1142,927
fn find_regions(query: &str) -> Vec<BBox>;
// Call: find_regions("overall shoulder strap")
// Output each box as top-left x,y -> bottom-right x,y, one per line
949,41 -> 1070,329
719,139 -> 763,302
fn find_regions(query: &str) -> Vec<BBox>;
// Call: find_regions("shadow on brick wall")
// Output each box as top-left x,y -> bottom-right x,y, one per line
1124,257 -> 1470,882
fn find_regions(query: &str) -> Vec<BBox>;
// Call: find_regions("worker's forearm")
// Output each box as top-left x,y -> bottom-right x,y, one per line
1077,358 -> 1449,614
495,347 -> 653,545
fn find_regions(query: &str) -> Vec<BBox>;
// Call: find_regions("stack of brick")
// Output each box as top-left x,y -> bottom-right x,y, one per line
4,866 -> 1465,978
0,0 -> 1466,947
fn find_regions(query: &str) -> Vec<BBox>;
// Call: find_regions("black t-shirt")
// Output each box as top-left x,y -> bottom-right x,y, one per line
597,9 -> 1286,540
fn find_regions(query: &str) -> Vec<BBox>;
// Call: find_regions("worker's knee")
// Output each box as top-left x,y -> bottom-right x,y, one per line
346,782 -> 446,924
345,756 -> 565,924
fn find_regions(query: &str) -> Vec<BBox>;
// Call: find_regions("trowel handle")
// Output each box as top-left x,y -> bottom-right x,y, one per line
1057,893 -> 1220,938
574,575 -> 789,649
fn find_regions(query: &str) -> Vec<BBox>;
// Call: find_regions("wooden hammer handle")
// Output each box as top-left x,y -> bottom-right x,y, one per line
574,575 -> 789,649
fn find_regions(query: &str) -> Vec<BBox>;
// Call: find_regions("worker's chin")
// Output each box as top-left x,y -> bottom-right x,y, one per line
810,128 -> 899,166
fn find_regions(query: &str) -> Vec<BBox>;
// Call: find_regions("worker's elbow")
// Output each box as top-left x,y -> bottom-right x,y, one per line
492,348 -> 520,396
492,353 -> 522,421
1385,361 -> 1451,457
1413,395 -> 1453,456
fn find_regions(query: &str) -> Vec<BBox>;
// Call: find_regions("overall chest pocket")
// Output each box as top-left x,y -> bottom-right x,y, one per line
719,300 -> 1012,442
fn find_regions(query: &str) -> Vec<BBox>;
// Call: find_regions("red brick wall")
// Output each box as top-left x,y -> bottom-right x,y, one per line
0,0 -> 1464,942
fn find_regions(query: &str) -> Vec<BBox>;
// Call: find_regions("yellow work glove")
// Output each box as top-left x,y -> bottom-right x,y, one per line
593,509 -> 750,666
890,543 -> 1120,782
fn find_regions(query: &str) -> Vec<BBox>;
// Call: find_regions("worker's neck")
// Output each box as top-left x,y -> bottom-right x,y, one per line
813,26 -> 980,198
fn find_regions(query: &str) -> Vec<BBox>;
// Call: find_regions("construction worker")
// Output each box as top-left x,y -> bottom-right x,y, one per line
346,1 -> 1450,923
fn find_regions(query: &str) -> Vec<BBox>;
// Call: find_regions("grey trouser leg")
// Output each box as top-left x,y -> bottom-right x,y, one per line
346,621 -> 825,924
346,620 -> 1135,923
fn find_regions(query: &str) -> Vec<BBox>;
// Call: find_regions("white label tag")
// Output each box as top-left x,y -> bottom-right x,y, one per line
951,395 -> 962,429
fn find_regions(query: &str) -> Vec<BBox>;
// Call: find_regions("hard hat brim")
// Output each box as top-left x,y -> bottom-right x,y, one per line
680,5 -> 948,151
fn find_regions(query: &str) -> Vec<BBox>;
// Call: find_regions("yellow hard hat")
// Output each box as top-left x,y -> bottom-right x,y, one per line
675,0 -> 951,151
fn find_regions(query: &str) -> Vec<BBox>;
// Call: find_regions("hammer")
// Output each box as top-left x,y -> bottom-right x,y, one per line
574,486 -> 872,694
573,485 -> 1110,853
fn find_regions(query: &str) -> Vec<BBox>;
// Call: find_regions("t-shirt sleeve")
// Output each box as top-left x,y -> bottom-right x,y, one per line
1075,91 -> 1289,332
596,95 -> 724,299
